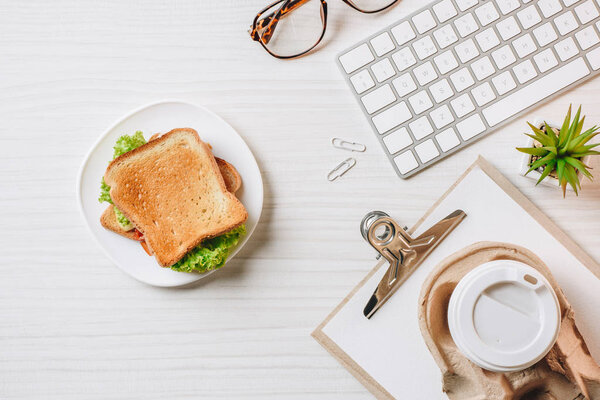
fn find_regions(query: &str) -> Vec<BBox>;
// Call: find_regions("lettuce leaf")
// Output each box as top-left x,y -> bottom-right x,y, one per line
98,131 -> 148,222
99,177 -> 113,204
170,225 -> 246,273
113,131 -> 147,159
114,207 -> 133,230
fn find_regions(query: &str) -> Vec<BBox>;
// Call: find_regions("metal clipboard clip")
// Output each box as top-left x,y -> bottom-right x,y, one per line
360,210 -> 466,319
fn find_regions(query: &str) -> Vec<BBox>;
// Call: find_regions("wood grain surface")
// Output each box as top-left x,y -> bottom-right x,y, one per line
1,1 -> 599,399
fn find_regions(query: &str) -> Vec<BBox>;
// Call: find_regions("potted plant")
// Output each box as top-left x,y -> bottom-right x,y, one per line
517,105 -> 600,196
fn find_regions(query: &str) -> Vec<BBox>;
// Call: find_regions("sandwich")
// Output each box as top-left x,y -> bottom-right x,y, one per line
98,128 -> 248,273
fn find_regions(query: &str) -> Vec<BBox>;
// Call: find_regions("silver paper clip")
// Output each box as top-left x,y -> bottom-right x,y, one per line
328,158 -> 356,181
331,138 -> 366,152
360,210 -> 466,318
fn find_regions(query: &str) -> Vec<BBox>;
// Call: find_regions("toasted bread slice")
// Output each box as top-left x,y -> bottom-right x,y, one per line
104,128 -> 248,267
150,133 -> 241,192
101,157 -> 242,239
215,158 -> 242,193
100,206 -> 140,240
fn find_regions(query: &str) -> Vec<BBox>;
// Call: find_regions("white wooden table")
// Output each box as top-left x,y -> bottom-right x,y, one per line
1,1 -> 599,399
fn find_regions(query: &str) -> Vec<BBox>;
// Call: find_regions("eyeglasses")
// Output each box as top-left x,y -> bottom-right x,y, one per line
249,0 -> 399,59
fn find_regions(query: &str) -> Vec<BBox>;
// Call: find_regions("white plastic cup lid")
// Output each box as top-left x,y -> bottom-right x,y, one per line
447,260 -> 561,372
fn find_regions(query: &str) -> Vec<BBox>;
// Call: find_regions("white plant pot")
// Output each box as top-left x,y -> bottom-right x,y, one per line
519,118 -> 578,191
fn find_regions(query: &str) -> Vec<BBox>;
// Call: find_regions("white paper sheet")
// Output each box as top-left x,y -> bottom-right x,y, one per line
321,165 -> 600,399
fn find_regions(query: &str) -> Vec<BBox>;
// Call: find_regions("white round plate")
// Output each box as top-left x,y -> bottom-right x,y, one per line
77,100 -> 263,287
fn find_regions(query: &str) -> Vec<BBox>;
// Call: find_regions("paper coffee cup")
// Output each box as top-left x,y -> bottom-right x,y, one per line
447,260 -> 561,372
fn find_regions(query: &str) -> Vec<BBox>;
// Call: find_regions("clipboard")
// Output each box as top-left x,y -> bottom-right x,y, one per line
312,157 -> 600,399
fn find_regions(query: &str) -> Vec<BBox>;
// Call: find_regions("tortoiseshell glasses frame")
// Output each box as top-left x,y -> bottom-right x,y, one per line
249,0 -> 399,59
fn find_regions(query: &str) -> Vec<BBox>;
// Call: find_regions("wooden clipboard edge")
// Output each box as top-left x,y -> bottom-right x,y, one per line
311,156 -> 600,400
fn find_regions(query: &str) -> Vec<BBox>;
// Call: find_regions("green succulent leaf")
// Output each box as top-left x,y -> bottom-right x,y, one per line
527,153 -> 556,174
564,156 -> 592,179
536,162 -> 555,185
556,158 -> 565,185
571,150 -> 600,158
564,163 -> 580,195
527,122 -> 545,137
558,105 -> 572,147
541,146 -> 557,155
544,122 -> 558,146
516,147 -> 549,156
567,127 -> 599,151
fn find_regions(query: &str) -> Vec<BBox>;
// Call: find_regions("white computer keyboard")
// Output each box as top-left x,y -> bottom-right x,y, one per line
337,0 -> 600,178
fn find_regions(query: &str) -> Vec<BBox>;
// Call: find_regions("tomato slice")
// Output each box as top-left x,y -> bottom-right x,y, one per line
140,240 -> 152,256
132,229 -> 144,241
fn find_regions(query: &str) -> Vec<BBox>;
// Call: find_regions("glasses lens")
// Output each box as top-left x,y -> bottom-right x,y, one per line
348,0 -> 397,13
256,0 -> 325,58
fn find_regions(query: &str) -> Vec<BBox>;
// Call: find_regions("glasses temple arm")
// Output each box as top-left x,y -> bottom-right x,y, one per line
251,0 -> 312,44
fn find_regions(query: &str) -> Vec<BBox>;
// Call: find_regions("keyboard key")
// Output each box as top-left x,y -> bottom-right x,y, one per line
517,5 -> 542,29
491,71 -> 517,94
430,79 -> 454,103
457,114 -> 486,140
415,139 -> 440,163
475,28 -> 500,51
430,104 -> 455,128
471,56 -> 496,80
383,127 -> 412,154
534,48 -> 559,72
433,0 -> 458,23
513,59 -> 538,84
413,10 -> 437,34
450,68 -> 475,92
564,0 -> 581,5
433,25 -> 459,49
491,45 -> 516,69
339,44 -> 375,74
372,102 -> 412,133
496,16 -> 521,41
370,32 -> 395,56
538,0 -> 562,18
361,84 -> 396,114
575,26 -> 600,49
475,3 -> 500,26
482,58 -> 590,126
413,36 -> 437,60
391,21 -> 416,46
436,128 -> 461,151
350,69 -> 375,94
554,37 -> 579,61
409,116 -> 434,139
495,0 -> 520,15
456,0 -> 478,12
451,93 -> 475,117
371,58 -> 396,82
391,47 -> 416,71
533,23 -> 558,47
513,33 -> 537,58
392,73 -> 417,96
455,39 -> 480,63
586,46 -> 600,69
394,150 -> 419,174
408,91 -> 434,114
434,50 -> 459,74
575,0 -> 599,24
555,11 -> 579,36
471,82 -> 496,106
455,13 -> 479,37
414,61 -> 438,86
